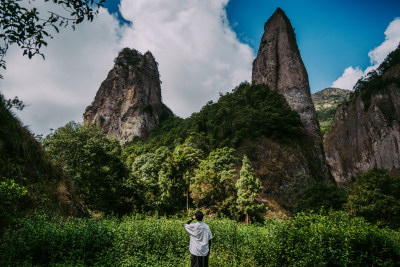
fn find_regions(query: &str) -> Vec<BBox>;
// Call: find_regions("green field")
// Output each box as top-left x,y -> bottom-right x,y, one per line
1,211 -> 399,266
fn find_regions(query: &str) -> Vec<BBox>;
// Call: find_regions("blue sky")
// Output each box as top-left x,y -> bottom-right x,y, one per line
104,0 -> 400,92
1,0 -> 399,135
225,0 -> 400,92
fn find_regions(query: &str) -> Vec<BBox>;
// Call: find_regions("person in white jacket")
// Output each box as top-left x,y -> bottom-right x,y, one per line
184,210 -> 213,267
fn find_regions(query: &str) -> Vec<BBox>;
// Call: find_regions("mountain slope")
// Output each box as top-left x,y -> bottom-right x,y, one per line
312,88 -> 352,135
0,95 -> 87,227
324,45 -> 400,185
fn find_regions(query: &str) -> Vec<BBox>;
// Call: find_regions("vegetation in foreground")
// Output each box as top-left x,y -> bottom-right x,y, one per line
0,211 -> 399,266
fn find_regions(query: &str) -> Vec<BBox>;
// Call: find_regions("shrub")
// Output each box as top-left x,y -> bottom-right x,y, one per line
345,169 -> 400,229
1,212 -> 399,266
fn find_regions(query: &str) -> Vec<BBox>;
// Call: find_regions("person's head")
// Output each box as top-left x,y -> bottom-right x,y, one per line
195,210 -> 204,221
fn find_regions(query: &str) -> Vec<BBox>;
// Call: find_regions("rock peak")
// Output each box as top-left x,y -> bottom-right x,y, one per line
252,8 -> 331,181
84,47 -> 171,143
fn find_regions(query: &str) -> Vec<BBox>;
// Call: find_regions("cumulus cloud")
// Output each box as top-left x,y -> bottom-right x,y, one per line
0,0 -> 253,136
331,66 -> 364,89
118,0 -> 253,117
332,17 -> 400,90
1,8 -> 123,135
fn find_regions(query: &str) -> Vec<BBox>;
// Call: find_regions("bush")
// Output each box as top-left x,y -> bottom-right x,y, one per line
345,169 -> 400,229
1,212 -> 399,266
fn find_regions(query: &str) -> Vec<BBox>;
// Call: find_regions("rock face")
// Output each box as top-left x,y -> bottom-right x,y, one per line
324,61 -> 400,186
252,8 -> 331,181
84,48 -> 170,143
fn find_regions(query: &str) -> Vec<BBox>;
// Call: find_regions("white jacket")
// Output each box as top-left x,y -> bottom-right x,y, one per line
184,221 -> 213,256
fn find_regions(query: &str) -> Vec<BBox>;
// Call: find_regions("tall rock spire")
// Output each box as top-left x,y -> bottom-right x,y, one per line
84,48 -> 171,143
252,8 -> 331,181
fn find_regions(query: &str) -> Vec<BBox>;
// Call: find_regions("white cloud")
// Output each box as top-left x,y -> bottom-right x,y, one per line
331,66 -> 364,90
119,0 -> 253,117
0,8 -> 123,135
331,17 -> 400,90
368,18 -> 400,66
0,0 -> 254,136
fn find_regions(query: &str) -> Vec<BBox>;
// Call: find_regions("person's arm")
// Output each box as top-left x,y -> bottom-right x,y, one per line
184,216 -> 197,235
208,239 -> 211,251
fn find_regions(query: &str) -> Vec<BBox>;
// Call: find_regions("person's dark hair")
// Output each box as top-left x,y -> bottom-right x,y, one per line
195,210 -> 204,221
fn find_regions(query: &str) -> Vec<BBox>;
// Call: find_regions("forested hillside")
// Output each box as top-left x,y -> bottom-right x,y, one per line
0,95 -> 86,230
312,88 -> 351,135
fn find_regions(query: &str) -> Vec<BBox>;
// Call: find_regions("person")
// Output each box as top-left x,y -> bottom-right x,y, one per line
184,210 -> 213,267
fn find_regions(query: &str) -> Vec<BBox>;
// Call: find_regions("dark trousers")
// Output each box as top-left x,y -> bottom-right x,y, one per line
191,254 -> 209,267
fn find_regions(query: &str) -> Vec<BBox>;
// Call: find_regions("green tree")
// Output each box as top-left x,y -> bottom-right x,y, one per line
0,179 -> 27,228
173,135 -> 204,210
130,146 -> 183,212
43,122 -> 133,215
236,155 -> 263,224
287,173 -> 346,213
345,169 -> 400,228
0,0 -> 105,77
191,147 -> 237,214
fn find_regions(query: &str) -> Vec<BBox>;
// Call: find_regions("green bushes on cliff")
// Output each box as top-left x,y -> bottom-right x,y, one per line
1,212 -> 399,266
127,82 -> 303,153
353,44 -> 400,111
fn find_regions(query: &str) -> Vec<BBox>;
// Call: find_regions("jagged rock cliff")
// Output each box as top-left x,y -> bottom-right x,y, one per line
324,46 -> 400,185
84,48 -> 171,143
252,8 -> 331,181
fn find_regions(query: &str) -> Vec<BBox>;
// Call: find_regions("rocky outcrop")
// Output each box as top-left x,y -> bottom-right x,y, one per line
324,61 -> 400,186
84,48 -> 171,143
252,8 -> 331,181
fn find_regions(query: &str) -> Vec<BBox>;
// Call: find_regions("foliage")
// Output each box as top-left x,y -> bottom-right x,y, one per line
345,169 -> 400,229
316,107 -> 336,135
0,0 -> 105,77
353,44 -> 400,111
0,179 -> 27,228
126,82 -> 303,155
0,94 -> 82,224
236,155 -> 264,223
43,122 -> 135,215
114,48 -> 142,67
173,138 -> 204,210
190,82 -> 303,148
287,173 -> 347,213
191,147 -> 238,214
1,212 -> 399,266
120,82 -> 303,217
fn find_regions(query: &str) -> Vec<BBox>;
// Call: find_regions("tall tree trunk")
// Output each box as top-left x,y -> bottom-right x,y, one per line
186,173 -> 191,211
245,214 -> 250,225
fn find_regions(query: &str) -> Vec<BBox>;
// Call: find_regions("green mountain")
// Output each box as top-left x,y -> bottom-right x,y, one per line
312,88 -> 352,135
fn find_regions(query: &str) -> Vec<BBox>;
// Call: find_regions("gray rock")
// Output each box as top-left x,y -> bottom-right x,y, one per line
324,64 -> 400,185
84,48 -> 169,143
252,8 -> 331,181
